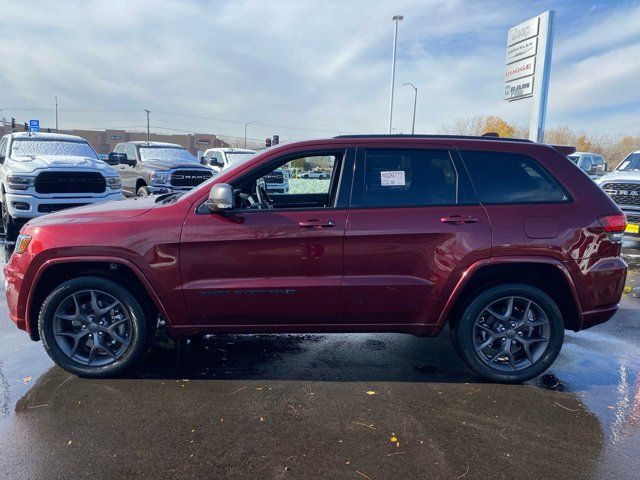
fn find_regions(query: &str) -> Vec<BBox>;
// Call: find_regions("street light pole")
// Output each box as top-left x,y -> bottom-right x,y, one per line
244,120 -> 258,148
388,15 -> 404,134
402,83 -> 417,134
145,109 -> 150,142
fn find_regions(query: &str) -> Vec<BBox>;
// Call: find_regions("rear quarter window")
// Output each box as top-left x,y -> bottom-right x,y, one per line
460,150 -> 568,204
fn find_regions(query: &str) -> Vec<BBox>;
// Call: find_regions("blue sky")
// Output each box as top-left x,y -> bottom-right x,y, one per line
0,0 -> 638,141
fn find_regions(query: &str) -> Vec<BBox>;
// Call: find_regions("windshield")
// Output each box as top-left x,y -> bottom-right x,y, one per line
10,140 -> 98,159
568,155 -> 579,165
139,147 -> 197,163
616,153 -> 640,172
225,152 -> 255,167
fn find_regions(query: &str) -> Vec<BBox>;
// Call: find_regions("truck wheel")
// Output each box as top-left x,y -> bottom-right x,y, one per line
453,284 -> 564,384
137,186 -> 150,197
39,276 -> 150,378
1,195 -> 18,242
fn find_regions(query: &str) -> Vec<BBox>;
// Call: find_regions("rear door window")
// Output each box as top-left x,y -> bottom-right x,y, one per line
461,150 -> 568,204
354,149 -> 473,207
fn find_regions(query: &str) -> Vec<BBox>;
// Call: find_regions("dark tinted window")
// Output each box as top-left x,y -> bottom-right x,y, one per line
362,149 -> 459,207
461,150 -> 567,204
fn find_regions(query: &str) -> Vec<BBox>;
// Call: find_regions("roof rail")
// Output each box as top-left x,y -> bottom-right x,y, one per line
333,134 -> 534,143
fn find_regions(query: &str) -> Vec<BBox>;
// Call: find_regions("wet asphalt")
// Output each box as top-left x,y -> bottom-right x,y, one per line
1,245 -> 639,479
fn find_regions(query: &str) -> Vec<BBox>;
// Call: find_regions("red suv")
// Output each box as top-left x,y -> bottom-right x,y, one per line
5,135 -> 628,383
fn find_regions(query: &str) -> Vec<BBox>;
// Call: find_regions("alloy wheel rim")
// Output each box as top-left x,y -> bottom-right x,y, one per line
52,289 -> 132,367
473,296 -> 550,372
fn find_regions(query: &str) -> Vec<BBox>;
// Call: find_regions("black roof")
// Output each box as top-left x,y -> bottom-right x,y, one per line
333,134 -> 534,143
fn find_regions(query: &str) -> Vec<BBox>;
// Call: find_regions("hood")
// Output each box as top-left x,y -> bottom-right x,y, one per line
596,170 -> 640,185
8,155 -> 118,175
25,196 -> 157,227
142,159 -> 210,171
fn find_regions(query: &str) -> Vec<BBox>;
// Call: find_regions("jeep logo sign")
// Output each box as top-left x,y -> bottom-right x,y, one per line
507,17 -> 539,46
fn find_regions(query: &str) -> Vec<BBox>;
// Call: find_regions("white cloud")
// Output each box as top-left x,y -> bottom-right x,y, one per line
0,0 -> 637,141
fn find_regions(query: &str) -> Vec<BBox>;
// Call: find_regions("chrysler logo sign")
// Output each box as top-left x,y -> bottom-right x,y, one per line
506,37 -> 537,64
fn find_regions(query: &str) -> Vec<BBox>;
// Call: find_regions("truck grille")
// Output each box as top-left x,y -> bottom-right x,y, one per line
602,183 -> 640,207
38,203 -> 88,213
626,213 -> 640,224
35,172 -> 106,194
265,171 -> 285,184
170,170 -> 212,187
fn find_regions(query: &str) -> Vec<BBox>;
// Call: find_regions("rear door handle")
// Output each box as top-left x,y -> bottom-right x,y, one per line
298,220 -> 336,228
440,215 -> 479,225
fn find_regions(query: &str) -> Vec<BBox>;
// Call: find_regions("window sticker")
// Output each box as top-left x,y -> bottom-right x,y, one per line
380,171 -> 405,186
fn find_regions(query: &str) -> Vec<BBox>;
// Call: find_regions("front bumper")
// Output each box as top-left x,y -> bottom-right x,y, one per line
622,208 -> 640,237
5,191 -> 123,219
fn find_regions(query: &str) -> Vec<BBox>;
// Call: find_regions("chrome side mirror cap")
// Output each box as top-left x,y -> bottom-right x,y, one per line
205,183 -> 234,212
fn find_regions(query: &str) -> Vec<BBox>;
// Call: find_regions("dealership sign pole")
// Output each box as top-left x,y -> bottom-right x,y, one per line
504,10 -> 555,143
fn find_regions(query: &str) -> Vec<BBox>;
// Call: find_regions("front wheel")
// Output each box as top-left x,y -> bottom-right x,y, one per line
137,186 -> 150,197
1,195 -> 18,242
453,284 -> 564,383
39,276 -> 151,378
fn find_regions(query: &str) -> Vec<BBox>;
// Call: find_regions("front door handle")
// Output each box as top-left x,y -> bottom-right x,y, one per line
440,215 -> 479,225
298,220 -> 336,228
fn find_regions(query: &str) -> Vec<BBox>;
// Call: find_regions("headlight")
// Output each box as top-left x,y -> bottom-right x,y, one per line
106,176 -> 122,189
7,175 -> 35,191
14,234 -> 31,254
150,171 -> 171,185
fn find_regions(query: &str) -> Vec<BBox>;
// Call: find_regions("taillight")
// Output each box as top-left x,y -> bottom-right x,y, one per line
598,214 -> 626,233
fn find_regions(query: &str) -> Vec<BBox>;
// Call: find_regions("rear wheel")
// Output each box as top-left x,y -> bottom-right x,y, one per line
453,284 -> 564,383
39,276 -> 150,378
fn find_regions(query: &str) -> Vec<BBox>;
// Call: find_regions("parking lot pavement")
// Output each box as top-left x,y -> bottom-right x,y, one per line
0,248 -> 639,480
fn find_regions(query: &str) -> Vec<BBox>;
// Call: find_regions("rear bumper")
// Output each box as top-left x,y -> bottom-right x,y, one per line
580,304 -> 619,330
576,256 -> 627,330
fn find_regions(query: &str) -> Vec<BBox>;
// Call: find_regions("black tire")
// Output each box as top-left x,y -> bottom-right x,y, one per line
453,283 -> 564,384
1,195 -> 18,242
39,276 -> 150,378
137,186 -> 150,197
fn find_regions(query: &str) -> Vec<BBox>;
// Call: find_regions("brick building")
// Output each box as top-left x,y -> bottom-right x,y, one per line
0,124 -> 229,156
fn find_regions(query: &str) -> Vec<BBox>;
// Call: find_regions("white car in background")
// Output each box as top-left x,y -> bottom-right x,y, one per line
200,147 -> 257,172
596,150 -> 640,238
568,152 -> 607,179
201,147 -> 289,193
0,132 -> 122,242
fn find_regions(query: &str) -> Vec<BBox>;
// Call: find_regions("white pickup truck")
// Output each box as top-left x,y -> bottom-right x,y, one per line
0,132 -> 122,242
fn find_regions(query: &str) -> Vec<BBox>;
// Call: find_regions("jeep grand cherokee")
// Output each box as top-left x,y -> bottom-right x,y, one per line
5,135 -> 627,383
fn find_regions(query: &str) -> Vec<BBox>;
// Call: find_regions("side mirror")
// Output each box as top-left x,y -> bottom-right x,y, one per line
205,183 -> 234,212
120,153 -> 136,167
211,158 -> 224,169
107,152 -> 124,166
200,156 -> 209,165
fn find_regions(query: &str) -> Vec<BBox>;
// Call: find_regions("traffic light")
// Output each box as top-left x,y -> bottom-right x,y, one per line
24,122 -> 28,131
272,135 -> 279,145
265,138 -> 272,148
11,118 -> 15,130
